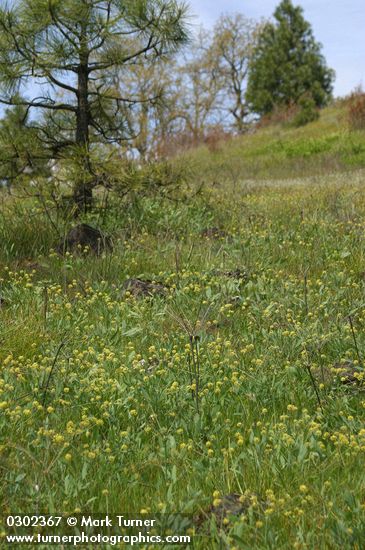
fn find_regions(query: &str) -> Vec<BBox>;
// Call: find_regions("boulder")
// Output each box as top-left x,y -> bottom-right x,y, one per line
57,224 -> 112,255
122,278 -> 168,298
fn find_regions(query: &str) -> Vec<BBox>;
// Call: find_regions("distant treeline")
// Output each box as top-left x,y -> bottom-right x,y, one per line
0,0 -> 334,208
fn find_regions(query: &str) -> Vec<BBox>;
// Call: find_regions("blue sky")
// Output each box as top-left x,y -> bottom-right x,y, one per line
188,0 -> 365,97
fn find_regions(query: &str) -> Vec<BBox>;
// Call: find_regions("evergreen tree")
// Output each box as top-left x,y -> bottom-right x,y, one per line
0,0 -> 189,210
0,101 -> 50,187
246,0 -> 334,117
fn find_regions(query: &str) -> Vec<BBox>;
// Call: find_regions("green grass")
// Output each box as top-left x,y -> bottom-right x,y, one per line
1,105 -> 365,548
185,102 -> 365,186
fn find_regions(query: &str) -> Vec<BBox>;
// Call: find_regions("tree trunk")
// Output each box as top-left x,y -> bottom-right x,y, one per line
73,44 -> 92,213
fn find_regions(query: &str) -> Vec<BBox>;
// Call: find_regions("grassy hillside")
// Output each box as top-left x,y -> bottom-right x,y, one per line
187,101 -> 365,185
1,106 -> 365,548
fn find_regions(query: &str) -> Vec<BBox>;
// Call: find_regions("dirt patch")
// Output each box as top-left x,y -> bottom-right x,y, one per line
57,224 -> 112,255
122,278 -> 168,298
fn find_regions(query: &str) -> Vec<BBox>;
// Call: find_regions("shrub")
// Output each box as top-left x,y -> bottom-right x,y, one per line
203,126 -> 232,153
257,96 -> 319,129
291,95 -> 320,127
347,88 -> 365,130
112,158 -> 193,199
257,103 -> 299,128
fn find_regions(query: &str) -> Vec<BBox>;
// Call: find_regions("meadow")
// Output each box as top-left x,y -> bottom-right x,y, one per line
1,104 -> 365,548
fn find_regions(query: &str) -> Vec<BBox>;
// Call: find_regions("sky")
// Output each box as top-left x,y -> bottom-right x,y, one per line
188,0 -> 365,98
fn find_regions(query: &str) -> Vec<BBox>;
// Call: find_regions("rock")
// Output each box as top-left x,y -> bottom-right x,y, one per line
209,493 -> 245,521
312,361 -> 364,386
214,268 -> 248,281
194,492 -> 266,529
333,361 -> 364,385
224,269 -> 248,280
200,227 -> 229,240
138,357 -> 159,375
122,278 -> 168,298
228,295 -> 242,306
57,224 -> 112,255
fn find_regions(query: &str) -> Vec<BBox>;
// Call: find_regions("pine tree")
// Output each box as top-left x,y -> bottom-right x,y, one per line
246,0 -> 334,118
0,101 -> 50,187
0,0 -> 189,211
